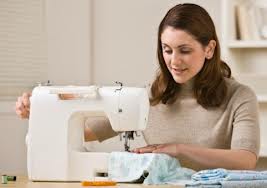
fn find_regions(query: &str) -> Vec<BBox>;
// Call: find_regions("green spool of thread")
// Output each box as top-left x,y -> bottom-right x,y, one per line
7,176 -> 16,181
1,175 -> 7,184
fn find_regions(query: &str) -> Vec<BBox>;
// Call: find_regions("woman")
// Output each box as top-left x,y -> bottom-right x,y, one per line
15,3 -> 260,171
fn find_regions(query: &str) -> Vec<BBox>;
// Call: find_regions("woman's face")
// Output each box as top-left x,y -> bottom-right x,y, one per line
161,26 -> 212,84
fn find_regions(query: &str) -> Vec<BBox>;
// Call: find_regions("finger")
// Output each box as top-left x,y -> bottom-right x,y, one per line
154,144 -> 166,149
132,148 -> 151,153
132,145 -> 155,152
137,144 -> 158,150
15,108 -> 28,119
22,93 -> 31,108
23,96 -> 30,106
17,96 -> 23,104
137,146 -> 158,153
20,110 -> 29,119
131,147 -> 142,153
152,148 -> 165,153
15,101 -> 20,110
131,147 -> 148,153
22,92 -> 31,98
15,99 -> 30,118
15,108 -> 22,116
16,100 -> 25,111
138,148 -> 154,153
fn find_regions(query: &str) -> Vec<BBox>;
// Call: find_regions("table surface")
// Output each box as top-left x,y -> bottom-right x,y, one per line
0,176 -> 184,188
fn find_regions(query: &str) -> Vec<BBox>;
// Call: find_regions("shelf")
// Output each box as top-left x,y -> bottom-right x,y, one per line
257,95 -> 267,103
228,40 -> 267,48
260,147 -> 267,157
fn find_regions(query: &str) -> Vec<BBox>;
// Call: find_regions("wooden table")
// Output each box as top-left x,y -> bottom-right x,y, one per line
0,177 -> 184,188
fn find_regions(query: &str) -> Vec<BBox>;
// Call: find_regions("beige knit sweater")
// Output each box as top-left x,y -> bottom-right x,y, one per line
87,78 -> 260,171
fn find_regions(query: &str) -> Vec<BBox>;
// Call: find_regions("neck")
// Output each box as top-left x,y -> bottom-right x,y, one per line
180,78 -> 194,92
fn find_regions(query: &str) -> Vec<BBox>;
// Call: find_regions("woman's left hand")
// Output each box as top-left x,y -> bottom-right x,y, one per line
132,143 -> 181,157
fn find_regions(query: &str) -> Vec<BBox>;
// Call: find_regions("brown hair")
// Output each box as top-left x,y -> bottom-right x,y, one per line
150,3 -> 231,108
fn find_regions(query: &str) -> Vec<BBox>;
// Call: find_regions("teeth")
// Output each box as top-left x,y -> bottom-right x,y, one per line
173,67 -> 185,70
172,68 -> 187,74
173,68 -> 185,71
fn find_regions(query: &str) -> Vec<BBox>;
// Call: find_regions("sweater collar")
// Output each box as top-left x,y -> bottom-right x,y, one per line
180,78 -> 194,94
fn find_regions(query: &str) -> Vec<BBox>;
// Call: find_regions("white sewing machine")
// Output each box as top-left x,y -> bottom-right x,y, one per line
26,83 -> 149,181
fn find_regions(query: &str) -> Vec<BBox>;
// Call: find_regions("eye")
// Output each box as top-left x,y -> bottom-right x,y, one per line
180,48 -> 191,54
163,48 -> 172,54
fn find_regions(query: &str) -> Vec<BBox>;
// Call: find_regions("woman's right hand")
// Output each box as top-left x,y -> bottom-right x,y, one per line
15,92 -> 31,119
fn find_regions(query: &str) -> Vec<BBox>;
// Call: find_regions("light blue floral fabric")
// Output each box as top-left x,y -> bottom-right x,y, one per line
108,152 -> 195,185
187,168 -> 267,188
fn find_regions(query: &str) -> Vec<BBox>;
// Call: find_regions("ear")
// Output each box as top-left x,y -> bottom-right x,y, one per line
205,40 -> 216,59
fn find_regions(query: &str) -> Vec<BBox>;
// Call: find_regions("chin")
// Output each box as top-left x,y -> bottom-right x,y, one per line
173,77 -> 189,84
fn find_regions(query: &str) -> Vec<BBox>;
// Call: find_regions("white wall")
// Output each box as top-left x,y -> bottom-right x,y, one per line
0,103 -> 28,175
92,0 -> 221,86
46,0 -> 92,85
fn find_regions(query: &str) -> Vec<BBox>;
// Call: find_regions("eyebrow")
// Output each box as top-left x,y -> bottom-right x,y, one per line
162,43 -> 191,48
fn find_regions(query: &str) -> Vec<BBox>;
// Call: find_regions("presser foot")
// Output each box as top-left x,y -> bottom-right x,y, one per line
121,131 -> 138,152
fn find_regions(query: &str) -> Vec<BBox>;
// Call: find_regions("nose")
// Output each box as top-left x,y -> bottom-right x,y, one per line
171,52 -> 182,66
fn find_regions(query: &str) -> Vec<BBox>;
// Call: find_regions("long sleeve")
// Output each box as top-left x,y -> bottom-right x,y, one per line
85,116 -> 118,142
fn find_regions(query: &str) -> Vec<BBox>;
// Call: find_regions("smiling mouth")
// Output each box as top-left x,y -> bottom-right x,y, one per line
172,67 -> 188,74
